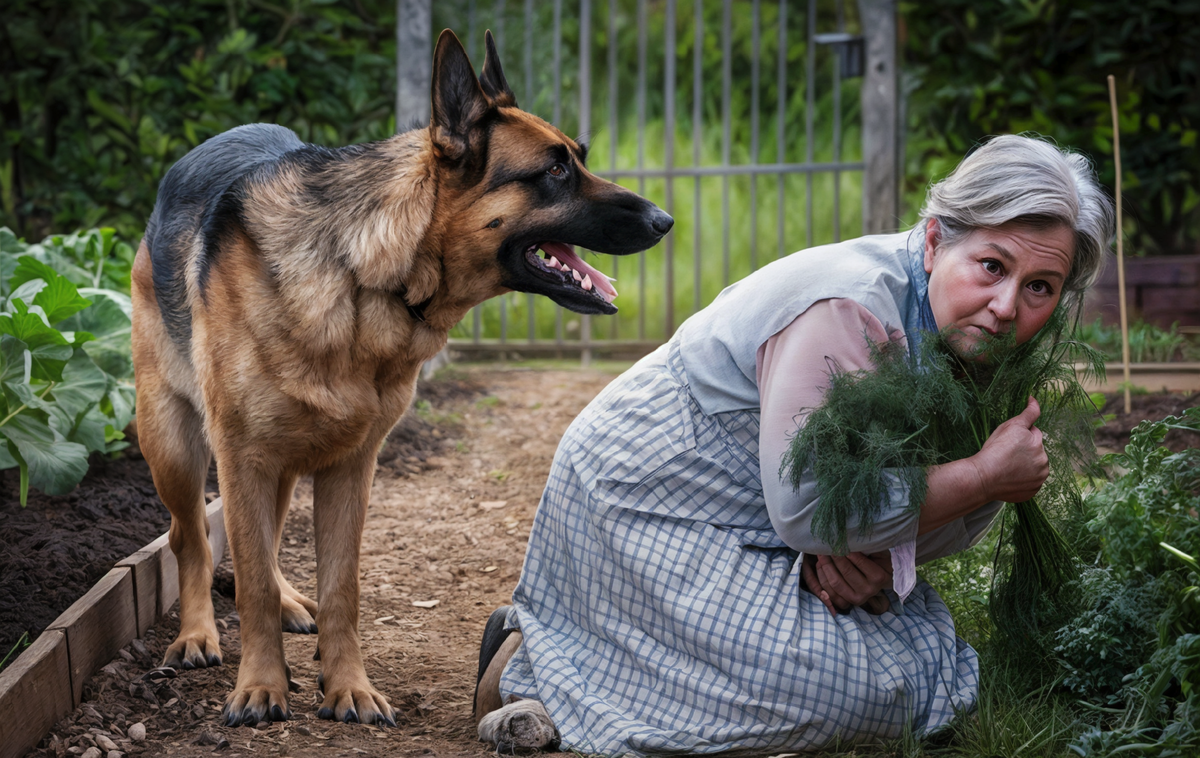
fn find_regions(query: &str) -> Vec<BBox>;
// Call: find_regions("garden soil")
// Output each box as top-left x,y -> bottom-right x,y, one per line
9,366 -> 1199,758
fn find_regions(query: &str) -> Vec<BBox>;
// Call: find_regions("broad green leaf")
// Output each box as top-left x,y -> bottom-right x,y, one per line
50,349 -> 109,423
2,413 -> 89,497
10,256 -> 92,323
61,290 -> 133,379
62,405 -> 110,453
104,383 -> 136,431
0,334 -> 30,387
0,440 -> 16,470
0,309 -> 71,382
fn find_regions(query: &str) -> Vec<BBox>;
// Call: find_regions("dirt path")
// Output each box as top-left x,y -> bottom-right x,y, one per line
31,365 -> 620,758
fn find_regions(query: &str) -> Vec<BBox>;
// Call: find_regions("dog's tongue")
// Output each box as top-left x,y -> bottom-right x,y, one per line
540,242 -> 618,302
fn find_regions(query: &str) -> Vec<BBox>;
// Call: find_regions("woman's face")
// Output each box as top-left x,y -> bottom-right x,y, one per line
924,218 -> 1075,357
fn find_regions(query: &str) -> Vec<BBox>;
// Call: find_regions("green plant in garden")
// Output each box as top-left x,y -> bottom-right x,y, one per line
0,226 -> 134,505
782,305 -> 1105,648
1073,317 -> 1200,363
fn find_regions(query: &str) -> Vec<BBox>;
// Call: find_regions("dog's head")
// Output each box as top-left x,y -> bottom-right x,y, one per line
428,30 -> 672,316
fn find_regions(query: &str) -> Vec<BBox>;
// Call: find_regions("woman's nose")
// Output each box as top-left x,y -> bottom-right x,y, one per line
989,284 -> 1019,323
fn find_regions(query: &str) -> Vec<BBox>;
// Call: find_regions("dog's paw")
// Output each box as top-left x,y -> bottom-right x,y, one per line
280,582 -> 319,634
162,627 -> 222,670
222,684 -> 291,727
315,681 -> 397,726
281,597 -> 318,634
478,699 -> 558,752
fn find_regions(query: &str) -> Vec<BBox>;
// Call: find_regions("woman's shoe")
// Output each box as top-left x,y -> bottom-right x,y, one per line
474,605 -> 516,718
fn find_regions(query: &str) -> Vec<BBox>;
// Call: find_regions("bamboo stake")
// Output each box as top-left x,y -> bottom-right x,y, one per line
1108,74 -> 1132,415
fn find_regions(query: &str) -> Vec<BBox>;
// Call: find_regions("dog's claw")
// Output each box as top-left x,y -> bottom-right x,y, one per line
343,709 -> 359,724
317,706 -> 335,720
313,647 -> 321,662
205,653 -> 222,667
270,705 -> 289,721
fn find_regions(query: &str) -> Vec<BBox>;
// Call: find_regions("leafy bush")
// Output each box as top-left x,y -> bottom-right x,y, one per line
902,0 -> 1200,257
2,0 -> 399,240
1086,408 -> 1200,580
0,226 -> 134,504
1074,318 -> 1200,363
1053,570 -> 1162,703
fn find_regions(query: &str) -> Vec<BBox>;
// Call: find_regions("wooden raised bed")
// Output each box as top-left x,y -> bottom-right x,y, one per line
0,500 -> 226,758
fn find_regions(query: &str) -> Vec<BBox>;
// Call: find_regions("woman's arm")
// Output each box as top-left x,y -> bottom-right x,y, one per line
758,300 -> 1049,551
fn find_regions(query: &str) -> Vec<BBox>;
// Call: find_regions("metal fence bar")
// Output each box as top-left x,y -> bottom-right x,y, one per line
693,0 -> 703,315
664,0 -> 676,337
553,0 -> 564,350
636,0 -> 647,341
721,0 -> 731,287
580,0 -> 592,365
470,0 -> 481,344
497,0 -> 508,344
806,0 -> 816,249
749,0 -> 759,272
608,0 -> 619,340
596,161 -> 864,178
776,0 -> 787,260
524,0 -> 535,345
833,0 -> 844,242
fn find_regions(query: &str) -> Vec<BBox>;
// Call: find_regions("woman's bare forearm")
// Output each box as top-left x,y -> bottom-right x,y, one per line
917,457 -> 990,535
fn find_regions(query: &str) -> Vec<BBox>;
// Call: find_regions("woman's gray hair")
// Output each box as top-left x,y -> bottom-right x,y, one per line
920,134 -> 1115,295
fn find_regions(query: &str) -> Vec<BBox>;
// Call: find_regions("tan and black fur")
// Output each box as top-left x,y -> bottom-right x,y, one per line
131,29 -> 671,727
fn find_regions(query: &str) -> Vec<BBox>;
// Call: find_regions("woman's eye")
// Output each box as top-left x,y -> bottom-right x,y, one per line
982,259 -> 1002,276
548,163 -> 566,177
1029,280 -> 1052,296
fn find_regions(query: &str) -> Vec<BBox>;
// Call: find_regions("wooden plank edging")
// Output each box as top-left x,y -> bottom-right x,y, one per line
0,498 -> 225,758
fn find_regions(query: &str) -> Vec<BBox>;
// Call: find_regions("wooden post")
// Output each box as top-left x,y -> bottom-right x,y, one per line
858,0 -> 898,235
396,0 -> 433,130
1108,75 -> 1131,414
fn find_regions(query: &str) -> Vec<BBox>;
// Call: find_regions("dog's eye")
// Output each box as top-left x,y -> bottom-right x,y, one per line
488,218 -> 502,229
547,163 -> 566,177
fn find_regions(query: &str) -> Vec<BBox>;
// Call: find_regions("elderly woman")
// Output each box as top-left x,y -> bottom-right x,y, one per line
474,135 -> 1114,755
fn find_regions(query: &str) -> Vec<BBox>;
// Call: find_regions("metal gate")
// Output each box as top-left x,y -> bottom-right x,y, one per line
405,0 -> 898,361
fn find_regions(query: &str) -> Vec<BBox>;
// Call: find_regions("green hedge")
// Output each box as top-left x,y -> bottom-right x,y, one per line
903,0 -> 1200,256
1,0 -> 398,240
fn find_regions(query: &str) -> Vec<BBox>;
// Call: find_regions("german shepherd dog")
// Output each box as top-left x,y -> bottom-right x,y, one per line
131,29 -> 671,727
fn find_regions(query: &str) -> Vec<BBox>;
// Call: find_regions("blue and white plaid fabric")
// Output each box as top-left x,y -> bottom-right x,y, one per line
500,341 -> 979,756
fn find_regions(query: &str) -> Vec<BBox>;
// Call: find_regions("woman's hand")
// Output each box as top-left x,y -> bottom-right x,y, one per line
801,551 -> 893,616
971,396 -> 1050,504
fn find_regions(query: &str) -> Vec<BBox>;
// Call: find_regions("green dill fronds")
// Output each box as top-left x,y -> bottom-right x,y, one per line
782,303 -> 1104,652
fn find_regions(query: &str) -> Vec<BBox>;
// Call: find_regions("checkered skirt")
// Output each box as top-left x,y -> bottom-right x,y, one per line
499,342 -> 978,756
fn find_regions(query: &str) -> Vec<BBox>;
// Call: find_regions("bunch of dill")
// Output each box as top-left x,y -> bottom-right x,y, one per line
781,305 -> 1104,647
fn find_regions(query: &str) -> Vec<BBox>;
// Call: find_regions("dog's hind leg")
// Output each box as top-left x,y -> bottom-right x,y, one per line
138,381 -> 221,670
312,442 -> 397,726
218,456 -> 293,725
272,473 -> 319,634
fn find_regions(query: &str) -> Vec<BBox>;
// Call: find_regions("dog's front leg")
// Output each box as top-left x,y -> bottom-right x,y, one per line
219,459 -> 293,725
312,443 -> 397,726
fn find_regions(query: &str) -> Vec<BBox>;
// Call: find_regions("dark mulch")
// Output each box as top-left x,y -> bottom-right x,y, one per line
1095,391 -> 1200,453
0,376 -> 483,671
0,443 -> 188,667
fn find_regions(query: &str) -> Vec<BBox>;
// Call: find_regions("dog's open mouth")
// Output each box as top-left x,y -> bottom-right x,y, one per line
523,242 -> 618,304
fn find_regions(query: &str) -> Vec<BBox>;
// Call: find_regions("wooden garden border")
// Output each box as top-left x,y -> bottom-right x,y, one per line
0,499 -> 226,758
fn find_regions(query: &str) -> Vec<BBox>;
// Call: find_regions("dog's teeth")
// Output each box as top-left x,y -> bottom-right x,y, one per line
572,269 -> 582,282
582,274 -> 593,291
547,256 -> 560,269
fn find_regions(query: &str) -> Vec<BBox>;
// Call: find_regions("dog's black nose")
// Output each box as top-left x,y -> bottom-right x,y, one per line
650,210 -> 674,236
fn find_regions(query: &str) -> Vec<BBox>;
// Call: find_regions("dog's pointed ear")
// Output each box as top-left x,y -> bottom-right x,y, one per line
479,30 -> 517,108
430,30 -> 490,162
